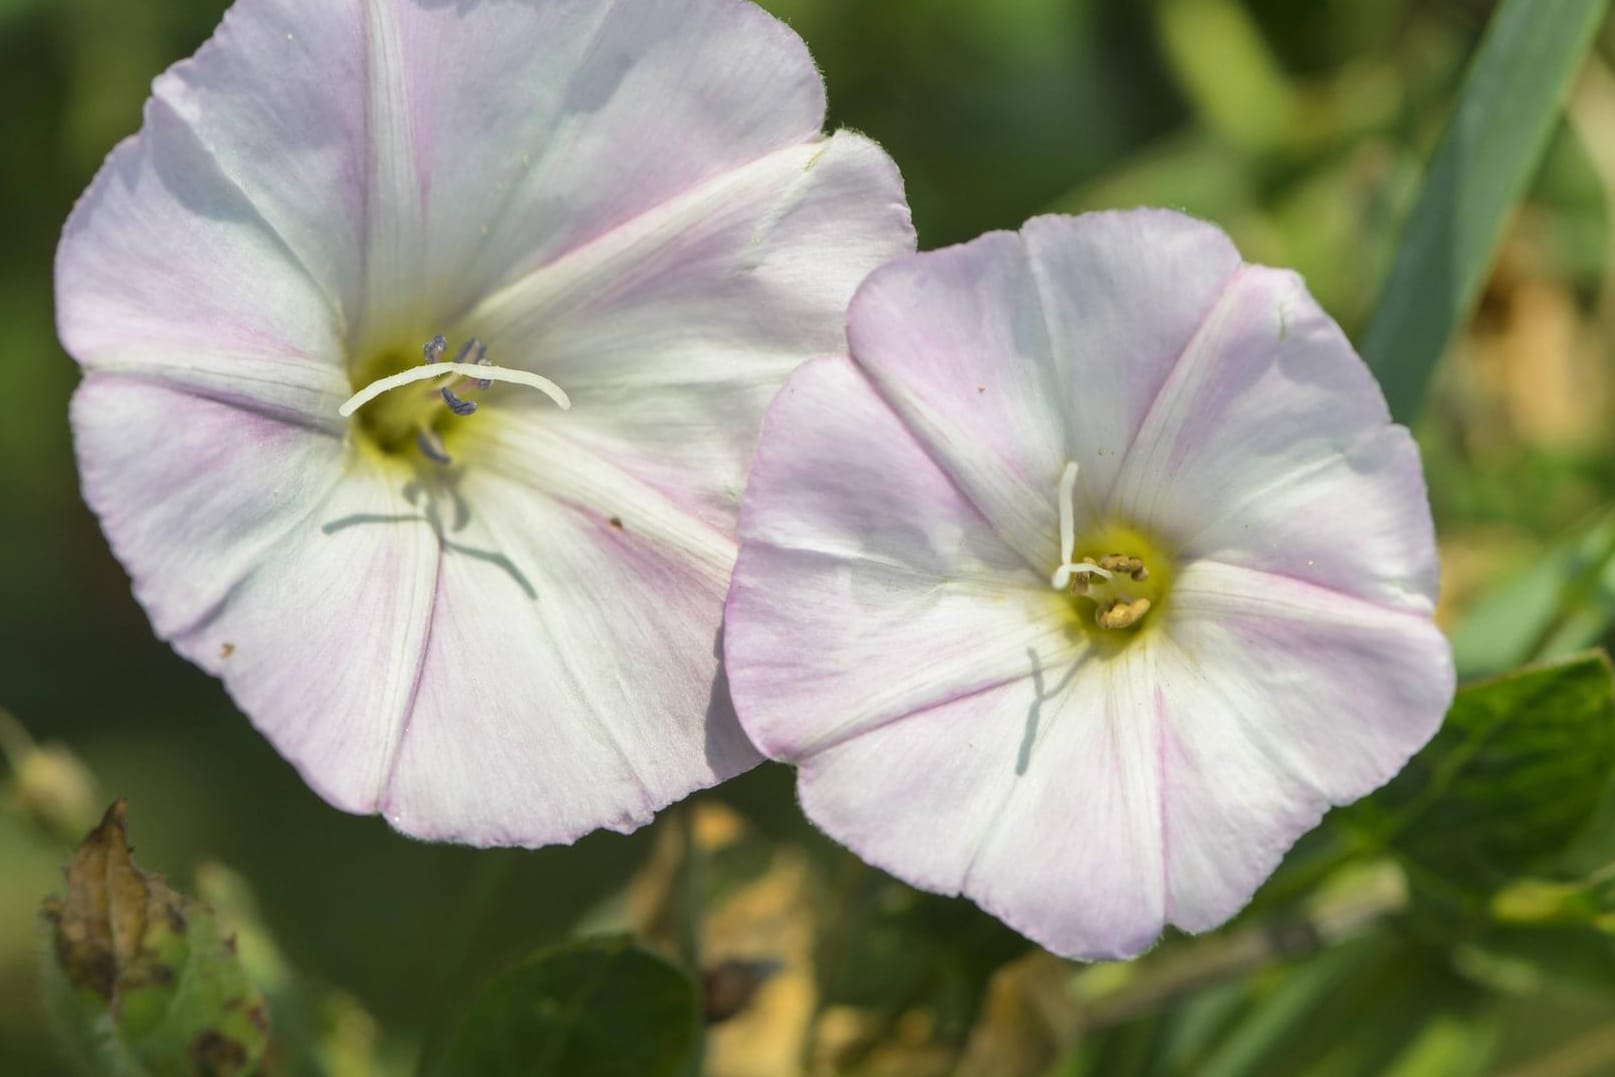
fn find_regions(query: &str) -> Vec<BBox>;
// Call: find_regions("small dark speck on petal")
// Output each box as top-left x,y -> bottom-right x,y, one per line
609,517 -> 625,530
977,386 -> 986,394
220,643 -> 235,659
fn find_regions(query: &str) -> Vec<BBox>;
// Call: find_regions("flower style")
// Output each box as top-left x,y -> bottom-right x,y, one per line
58,0 -> 913,845
724,210 -> 1455,959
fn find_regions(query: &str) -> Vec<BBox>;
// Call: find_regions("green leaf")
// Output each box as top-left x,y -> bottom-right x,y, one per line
1355,652 -> 1615,893
1450,511 -> 1615,680
421,936 -> 701,1077
1359,0 -> 1608,422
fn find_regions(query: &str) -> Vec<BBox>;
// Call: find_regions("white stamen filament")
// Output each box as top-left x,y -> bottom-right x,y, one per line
1050,461 -> 1110,590
338,362 -> 571,418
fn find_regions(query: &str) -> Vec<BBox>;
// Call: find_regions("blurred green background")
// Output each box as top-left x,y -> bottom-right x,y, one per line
4,0 -> 1615,1074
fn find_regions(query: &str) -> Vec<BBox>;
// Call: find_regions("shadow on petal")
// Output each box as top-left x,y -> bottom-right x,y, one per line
321,471 -> 537,601
1018,646 -> 1081,776
703,621 -> 763,779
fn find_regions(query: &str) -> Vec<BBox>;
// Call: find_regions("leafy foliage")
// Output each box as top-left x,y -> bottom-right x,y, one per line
1361,0 -> 1610,422
1355,652 -> 1615,895
421,937 -> 701,1077
1451,511 -> 1615,679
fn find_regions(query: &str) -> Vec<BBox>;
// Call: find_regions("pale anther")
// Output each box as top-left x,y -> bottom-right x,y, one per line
1098,554 -> 1150,582
1096,597 -> 1152,631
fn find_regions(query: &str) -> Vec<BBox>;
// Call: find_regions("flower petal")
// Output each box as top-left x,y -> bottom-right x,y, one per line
1150,559 -> 1454,929
132,0 -> 375,335
797,653 -> 1171,956
410,0 -> 831,318
72,376 -> 440,812
378,443 -> 748,846
950,647 -> 1169,960
56,99 -> 349,427
845,232 -> 1069,569
1109,263 -> 1438,611
844,212 -> 1243,567
1020,212 -> 1245,510
726,211 -> 1454,960
461,131 -> 913,535
138,0 -> 438,340
727,355 -> 1175,958
726,357 -> 1076,762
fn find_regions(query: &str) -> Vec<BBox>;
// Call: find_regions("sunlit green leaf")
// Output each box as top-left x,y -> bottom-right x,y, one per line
420,936 -> 700,1077
1360,0 -> 1608,422
1356,652 -> 1615,892
1450,511 -> 1615,680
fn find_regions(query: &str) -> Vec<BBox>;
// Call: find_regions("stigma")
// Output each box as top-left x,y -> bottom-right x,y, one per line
1050,462 -> 1158,633
340,337 -> 570,465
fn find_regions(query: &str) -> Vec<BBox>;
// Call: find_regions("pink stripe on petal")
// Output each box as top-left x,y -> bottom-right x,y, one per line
74,375 -> 440,813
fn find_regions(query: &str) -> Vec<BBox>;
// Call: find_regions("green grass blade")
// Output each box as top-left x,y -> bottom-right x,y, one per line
1361,0 -> 1608,423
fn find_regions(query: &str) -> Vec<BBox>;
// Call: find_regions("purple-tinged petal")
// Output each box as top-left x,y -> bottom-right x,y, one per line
793,658 -> 1165,957
726,209 -> 1454,960
409,0 -> 830,318
56,101 -> 349,427
145,0 -> 437,340
845,232 -> 1070,568
465,131 -> 913,536
1020,211 -> 1245,510
381,419 -> 749,846
726,357 -> 1075,763
138,0 -> 373,334
72,376 -> 439,812
1108,264 -> 1438,611
953,647 -> 1169,960
1150,559 -> 1453,930
844,212 -> 1243,566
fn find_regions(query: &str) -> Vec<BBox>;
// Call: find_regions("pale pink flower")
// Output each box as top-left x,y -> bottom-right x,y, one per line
725,210 -> 1454,959
59,0 -> 913,845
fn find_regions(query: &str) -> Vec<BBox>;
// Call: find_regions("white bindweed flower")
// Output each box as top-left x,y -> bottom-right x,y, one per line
724,210 -> 1455,959
58,0 -> 913,845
